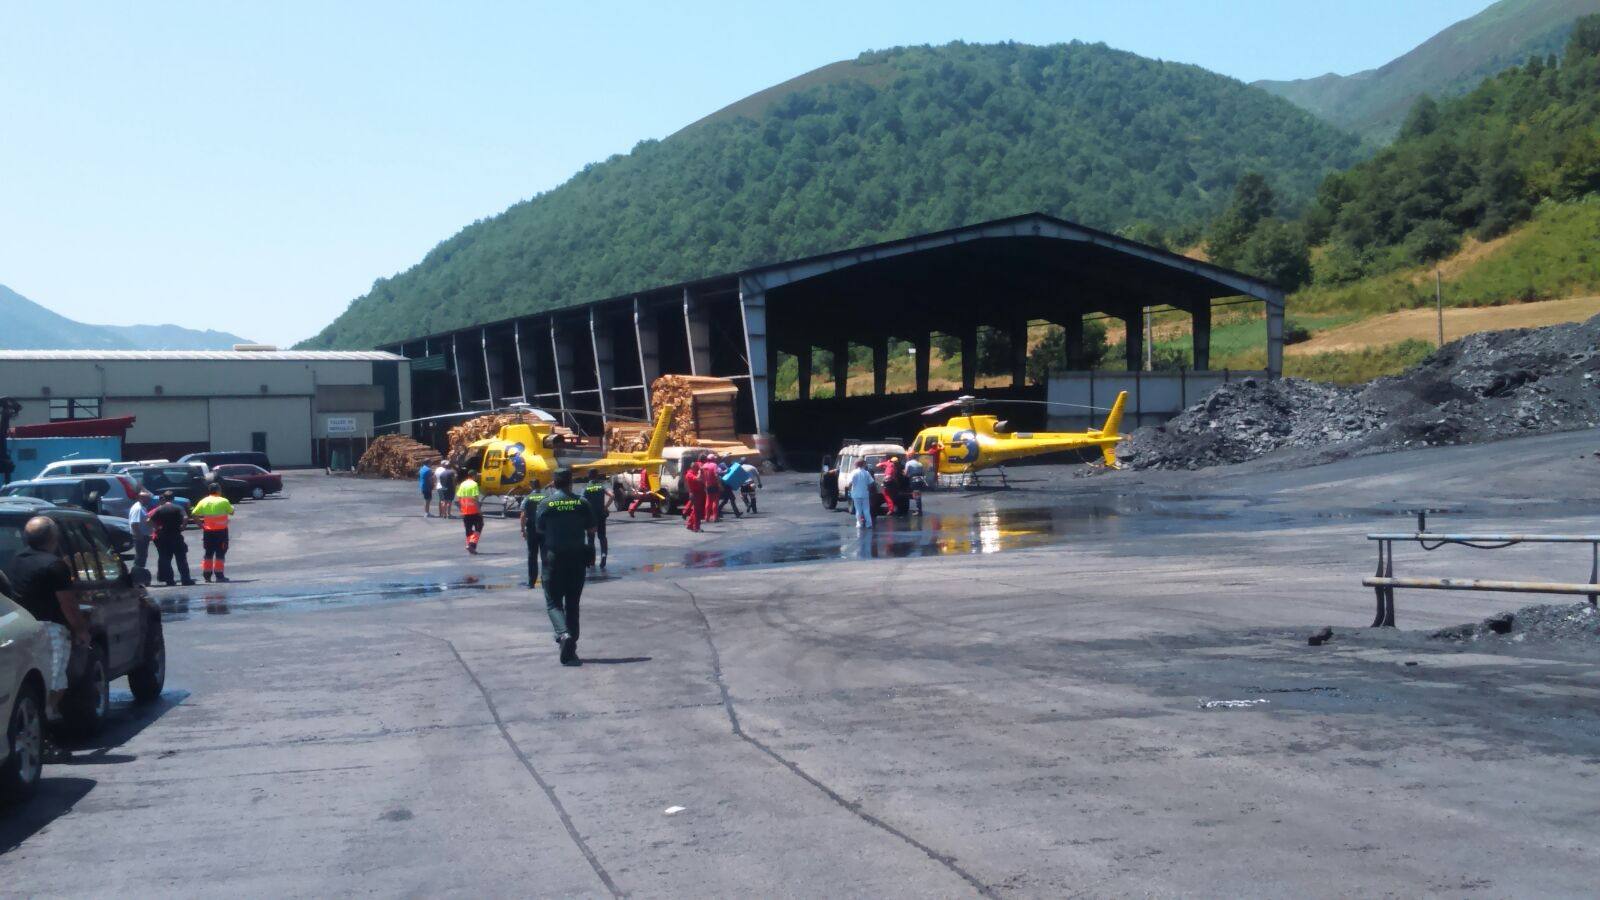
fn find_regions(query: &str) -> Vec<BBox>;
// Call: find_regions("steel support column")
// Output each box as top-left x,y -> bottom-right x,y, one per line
1192,300 -> 1212,371
633,297 -> 659,417
1266,298 -> 1285,379
739,276 -> 769,435
549,320 -> 575,428
796,348 -> 813,401
1009,318 -> 1029,388
513,320 -> 533,402
683,287 -> 712,377
831,339 -> 849,398
1123,311 -> 1143,372
480,327 -> 500,408
589,307 -> 615,420
1063,316 -> 1085,370
451,334 -> 466,410
960,323 -> 978,391
914,332 -> 931,393
871,334 -> 889,396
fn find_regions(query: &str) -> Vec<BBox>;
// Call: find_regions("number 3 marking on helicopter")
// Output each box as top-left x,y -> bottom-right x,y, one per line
950,430 -> 980,463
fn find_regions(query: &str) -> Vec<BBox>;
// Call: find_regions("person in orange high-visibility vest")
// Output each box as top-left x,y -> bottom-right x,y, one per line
455,470 -> 485,554
192,484 -> 236,583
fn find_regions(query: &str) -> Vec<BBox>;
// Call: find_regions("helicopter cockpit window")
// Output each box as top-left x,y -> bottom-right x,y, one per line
542,435 -> 559,449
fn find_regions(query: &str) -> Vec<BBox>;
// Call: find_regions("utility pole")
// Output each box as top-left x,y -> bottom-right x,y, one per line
1435,268 -> 1445,347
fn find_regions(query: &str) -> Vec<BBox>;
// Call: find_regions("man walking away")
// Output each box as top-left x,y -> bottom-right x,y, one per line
418,459 -> 434,517
5,516 -> 91,726
128,490 -> 153,573
455,469 -> 484,554
905,454 -> 926,515
150,491 -> 196,586
581,469 -> 611,570
192,484 -> 235,582
717,457 -> 747,519
848,459 -> 876,529
536,468 -> 595,666
519,489 -> 545,588
739,461 -> 762,514
435,462 -> 456,519
683,458 -> 704,532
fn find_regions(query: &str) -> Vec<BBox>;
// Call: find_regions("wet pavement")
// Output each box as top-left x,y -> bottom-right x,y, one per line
5,429 -> 1600,895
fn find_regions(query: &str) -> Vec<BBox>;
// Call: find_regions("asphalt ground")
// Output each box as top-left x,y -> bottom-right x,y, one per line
3,431 -> 1600,896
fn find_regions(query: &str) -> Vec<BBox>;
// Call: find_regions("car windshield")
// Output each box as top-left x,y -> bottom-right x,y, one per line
138,467 -> 196,489
0,520 -> 26,573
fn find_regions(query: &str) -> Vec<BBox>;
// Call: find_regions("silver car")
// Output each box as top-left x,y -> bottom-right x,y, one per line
0,474 -> 139,517
0,570 -> 52,805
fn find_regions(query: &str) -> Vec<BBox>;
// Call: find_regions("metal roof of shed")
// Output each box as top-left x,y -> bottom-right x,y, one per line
0,350 -> 406,362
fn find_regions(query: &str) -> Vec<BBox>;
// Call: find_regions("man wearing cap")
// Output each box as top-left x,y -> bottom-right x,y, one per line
535,468 -> 596,666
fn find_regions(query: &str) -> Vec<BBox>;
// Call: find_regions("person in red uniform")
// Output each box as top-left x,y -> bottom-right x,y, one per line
699,457 -> 722,523
683,460 -> 704,532
926,439 -> 944,489
876,456 -> 900,516
627,466 -> 664,518
192,484 -> 235,582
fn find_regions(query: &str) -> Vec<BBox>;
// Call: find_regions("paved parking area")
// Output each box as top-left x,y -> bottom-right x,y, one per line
4,432 -> 1600,895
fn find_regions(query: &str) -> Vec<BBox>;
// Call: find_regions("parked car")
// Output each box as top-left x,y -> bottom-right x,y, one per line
179,451 -> 273,472
107,459 -> 170,475
0,497 -> 135,554
38,458 -> 114,479
0,506 -> 165,737
819,440 -> 908,515
129,464 -> 249,506
211,464 -> 282,500
0,570 -> 51,804
0,474 -> 141,517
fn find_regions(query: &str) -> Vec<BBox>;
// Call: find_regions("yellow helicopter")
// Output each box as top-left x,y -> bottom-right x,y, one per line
386,402 -> 674,509
878,391 -> 1128,485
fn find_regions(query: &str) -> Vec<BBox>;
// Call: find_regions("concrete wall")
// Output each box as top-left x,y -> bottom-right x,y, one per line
209,397 -> 314,466
1046,370 -> 1268,431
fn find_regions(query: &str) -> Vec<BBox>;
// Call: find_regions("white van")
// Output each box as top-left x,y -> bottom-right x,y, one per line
37,458 -> 113,479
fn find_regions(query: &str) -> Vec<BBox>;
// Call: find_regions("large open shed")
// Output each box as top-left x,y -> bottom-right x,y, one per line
384,212 -> 1285,454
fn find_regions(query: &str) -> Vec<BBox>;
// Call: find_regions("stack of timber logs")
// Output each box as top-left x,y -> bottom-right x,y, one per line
356,434 -> 438,478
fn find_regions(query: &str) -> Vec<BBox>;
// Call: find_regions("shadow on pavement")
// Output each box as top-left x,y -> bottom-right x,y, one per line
58,689 -> 188,756
0,777 -> 96,855
582,657 -> 652,665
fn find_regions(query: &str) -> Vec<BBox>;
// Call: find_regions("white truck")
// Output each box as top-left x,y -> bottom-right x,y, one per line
610,446 -> 717,514
819,439 -> 907,515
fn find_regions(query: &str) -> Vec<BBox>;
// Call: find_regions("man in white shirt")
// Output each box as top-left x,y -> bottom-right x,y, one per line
127,490 -> 153,573
847,459 -> 876,529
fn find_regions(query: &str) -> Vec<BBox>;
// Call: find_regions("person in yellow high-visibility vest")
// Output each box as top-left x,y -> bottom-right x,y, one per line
455,469 -> 484,554
192,484 -> 235,583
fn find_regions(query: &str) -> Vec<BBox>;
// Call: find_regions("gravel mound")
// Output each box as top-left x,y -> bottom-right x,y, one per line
1430,601 -> 1600,645
1120,313 -> 1600,470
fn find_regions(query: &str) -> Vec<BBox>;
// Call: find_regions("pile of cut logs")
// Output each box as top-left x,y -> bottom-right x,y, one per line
356,434 -> 437,478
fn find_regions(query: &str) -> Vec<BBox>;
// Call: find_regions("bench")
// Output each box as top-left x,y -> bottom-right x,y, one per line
1363,522 -> 1600,627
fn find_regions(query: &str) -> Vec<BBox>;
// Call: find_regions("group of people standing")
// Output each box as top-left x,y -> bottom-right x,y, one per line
417,458 -> 458,519
126,484 -> 236,584
682,453 -> 760,532
846,453 -> 928,529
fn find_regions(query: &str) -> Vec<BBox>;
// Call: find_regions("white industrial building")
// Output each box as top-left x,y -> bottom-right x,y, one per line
0,349 -> 411,468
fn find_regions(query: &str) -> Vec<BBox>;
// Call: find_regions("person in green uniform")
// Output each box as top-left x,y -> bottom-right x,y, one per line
535,468 -> 596,666
518,482 -> 548,589
581,468 -> 612,571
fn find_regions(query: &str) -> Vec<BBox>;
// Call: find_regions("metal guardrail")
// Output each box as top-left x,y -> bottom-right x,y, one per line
1363,513 -> 1600,627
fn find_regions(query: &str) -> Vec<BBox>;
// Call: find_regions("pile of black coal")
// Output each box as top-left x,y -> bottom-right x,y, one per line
1119,313 -> 1600,471
1430,601 -> 1600,644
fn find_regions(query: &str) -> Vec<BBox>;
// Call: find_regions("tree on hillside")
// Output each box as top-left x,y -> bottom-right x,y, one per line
1204,173 -> 1276,269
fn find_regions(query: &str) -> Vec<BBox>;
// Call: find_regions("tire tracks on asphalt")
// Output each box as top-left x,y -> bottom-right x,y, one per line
408,627 -> 622,898
672,581 -> 998,898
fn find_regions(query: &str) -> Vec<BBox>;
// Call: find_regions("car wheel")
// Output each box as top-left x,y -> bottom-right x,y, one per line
128,621 -> 166,704
63,647 -> 110,738
0,686 -> 44,805
251,486 -> 265,500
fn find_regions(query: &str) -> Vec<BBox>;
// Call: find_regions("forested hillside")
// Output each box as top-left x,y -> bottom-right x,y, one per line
1256,0 -> 1600,143
303,42 -> 1360,349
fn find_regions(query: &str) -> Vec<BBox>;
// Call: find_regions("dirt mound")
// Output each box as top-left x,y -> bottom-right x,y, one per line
1121,314 -> 1600,470
1430,602 -> 1600,645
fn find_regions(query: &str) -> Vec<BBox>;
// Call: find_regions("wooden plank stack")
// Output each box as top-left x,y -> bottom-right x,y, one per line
356,434 -> 438,478
650,375 -> 741,445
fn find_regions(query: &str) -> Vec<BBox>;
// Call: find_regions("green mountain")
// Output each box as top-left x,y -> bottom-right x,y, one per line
1306,16 -> 1600,283
1256,0 -> 1600,143
303,42 -> 1361,349
0,283 -> 250,350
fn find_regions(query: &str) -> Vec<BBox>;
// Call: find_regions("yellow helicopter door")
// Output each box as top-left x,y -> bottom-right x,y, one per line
481,447 -> 505,492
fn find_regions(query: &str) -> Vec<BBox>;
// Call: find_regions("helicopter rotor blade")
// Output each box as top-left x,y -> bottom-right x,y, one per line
974,398 -> 1116,412
866,402 -> 945,426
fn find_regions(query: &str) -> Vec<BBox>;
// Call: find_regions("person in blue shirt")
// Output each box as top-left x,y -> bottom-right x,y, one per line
418,460 -> 435,517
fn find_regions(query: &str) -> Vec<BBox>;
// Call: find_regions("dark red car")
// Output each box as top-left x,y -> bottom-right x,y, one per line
212,464 -> 283,500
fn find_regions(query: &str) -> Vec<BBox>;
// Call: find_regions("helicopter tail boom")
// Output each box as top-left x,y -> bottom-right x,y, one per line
1097,391 -> 1128,467
643,404 -> 674,460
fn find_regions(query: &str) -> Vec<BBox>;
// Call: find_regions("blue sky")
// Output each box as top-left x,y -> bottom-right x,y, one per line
1,1 -> 1493,345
